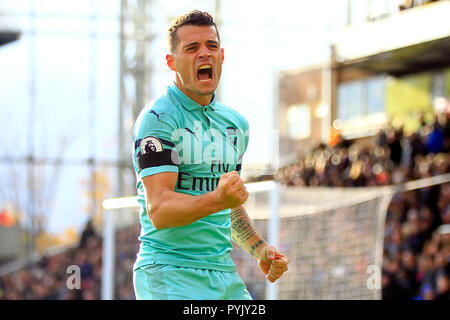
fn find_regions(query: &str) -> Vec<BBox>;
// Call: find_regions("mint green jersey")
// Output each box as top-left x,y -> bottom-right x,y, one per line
132,84 -> 249,272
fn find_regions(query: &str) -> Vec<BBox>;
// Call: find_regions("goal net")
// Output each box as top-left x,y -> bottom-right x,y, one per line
235,185 -> 392,300
101,173 -> 450,300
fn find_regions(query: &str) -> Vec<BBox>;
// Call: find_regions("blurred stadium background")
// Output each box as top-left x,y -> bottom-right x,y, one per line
0,0 -> 449,300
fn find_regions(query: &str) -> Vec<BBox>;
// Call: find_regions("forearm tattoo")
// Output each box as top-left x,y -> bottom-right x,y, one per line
231,207 -> 257,243
250,240 -> 264,257
231,207 -> 267,258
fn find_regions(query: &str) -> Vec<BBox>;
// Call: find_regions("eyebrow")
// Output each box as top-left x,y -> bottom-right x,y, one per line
183,40 -> 219,49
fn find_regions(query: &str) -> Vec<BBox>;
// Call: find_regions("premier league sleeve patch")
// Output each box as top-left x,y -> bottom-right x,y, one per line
136,136 -> 178,172
141,136 -> 163,154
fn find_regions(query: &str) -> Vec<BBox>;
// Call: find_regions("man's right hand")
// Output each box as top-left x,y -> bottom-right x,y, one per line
214,171 -> 249,209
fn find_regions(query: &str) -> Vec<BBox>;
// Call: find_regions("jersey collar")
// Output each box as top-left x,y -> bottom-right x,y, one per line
169,83 -> 216,111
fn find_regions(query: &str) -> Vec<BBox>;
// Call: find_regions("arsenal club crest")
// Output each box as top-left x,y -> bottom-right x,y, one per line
226,126 -> 237,146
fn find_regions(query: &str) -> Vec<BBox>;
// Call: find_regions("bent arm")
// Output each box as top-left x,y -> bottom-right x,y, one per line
142,172 -> 224,230
230,205 -> 268,260
143,171 -> 248,230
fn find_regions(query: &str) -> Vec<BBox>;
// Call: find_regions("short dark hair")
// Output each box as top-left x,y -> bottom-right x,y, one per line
167,10 -> 220,54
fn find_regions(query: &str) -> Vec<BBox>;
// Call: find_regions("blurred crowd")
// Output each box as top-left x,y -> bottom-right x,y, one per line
0,220 -> 137,300
382,184 -> 450,300
275,112 -> 450,300
0,112 -> 449,300
275,114 -> 449,188
0,221 -> 103,300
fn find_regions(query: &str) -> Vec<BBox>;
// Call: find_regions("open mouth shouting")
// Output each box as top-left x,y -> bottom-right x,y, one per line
197,64 -> 213,83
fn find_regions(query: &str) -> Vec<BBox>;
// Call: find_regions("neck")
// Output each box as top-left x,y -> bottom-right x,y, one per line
174,81 -> 213,107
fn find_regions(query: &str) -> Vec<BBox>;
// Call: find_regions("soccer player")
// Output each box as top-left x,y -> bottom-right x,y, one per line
132,10 -> 289,300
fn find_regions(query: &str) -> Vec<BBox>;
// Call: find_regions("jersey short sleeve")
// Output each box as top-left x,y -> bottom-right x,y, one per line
133,105 -> 179,179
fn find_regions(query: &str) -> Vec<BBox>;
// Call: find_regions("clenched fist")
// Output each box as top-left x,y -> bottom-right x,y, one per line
214,171 -> 249,209
258,246 -> 289,283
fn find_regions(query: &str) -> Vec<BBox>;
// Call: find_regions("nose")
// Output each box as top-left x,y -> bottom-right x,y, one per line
198,45 -> 211,58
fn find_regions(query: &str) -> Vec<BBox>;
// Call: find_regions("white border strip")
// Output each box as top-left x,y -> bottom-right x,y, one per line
101,180 -> 277,210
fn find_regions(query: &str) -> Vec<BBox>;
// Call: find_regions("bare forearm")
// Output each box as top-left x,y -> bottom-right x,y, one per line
230,206 -> 268,260
144,170 -> 248,230
148,190 -> 225,229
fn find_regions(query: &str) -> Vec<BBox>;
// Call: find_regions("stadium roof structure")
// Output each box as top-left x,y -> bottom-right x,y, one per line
334,0 -> 450,79
0,30 -> 20,46
336,35 -> 450,77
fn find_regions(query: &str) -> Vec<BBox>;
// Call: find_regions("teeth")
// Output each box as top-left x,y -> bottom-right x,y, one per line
198,65 -> 212,70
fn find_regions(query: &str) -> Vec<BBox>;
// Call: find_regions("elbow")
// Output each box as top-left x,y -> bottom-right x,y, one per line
149,216 -> 162,230
147,202 -> 165,230
149,212 -> 165,230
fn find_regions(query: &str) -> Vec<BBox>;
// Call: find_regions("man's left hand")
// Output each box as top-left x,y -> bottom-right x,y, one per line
258,246 -> 289,283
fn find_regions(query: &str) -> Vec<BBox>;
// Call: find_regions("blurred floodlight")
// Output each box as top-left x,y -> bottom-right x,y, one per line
287,104 -> 311,140
245,180 -> 277,193
102,196 -> 139,210
433,97 -> 447,113
315,103 -> 329,118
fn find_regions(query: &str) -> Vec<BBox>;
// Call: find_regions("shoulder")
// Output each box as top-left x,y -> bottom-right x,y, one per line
140,93 -> 179,121
215,102 -> 249,131
133,93 -> 181,138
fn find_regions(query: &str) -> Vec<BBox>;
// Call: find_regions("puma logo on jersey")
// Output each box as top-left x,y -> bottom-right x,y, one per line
184,127 -> 199,140
150,110 -> 166,121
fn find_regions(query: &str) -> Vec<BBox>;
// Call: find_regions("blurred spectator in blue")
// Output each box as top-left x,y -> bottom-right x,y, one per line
414,283 -> 435,300
426,122 -> 444,154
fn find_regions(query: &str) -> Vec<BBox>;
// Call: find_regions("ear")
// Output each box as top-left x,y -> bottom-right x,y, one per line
166,54 -> 176,71
221,48 -> 224,62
